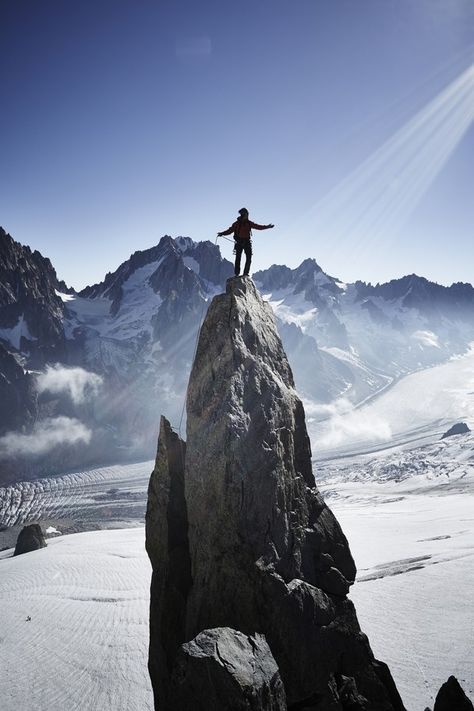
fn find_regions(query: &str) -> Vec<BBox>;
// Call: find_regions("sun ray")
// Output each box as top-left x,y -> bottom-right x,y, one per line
291,63 -> 474,266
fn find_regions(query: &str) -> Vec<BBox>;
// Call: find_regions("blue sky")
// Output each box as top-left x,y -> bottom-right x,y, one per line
1,0 -> 473,289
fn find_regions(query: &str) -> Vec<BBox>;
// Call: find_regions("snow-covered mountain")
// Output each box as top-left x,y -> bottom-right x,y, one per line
254,260 -> 474,404
2,225 -> 474,484
0,229 -> 233,483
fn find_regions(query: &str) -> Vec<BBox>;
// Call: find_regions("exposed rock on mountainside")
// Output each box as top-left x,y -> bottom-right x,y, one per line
146,277 -> 406,710
0,344 -> 36,433
13,523 -> 46,556
0,227 -> 67,365
441,422 -> 470,439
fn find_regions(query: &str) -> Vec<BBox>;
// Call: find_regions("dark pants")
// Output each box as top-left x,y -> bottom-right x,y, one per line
234,239 -> 252,276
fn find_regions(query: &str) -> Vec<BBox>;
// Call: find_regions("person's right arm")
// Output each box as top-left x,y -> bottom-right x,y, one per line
217,221 -> 237,237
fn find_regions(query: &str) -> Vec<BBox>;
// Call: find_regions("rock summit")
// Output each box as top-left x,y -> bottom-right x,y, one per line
146,277 -> 406,710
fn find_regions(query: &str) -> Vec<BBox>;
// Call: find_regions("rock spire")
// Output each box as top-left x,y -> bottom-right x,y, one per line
146,276 -> 406,710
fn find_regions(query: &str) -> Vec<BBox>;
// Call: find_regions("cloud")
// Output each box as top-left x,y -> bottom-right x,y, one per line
0,417 -> 92,458
412,330 -> 440,348
36,365 -> 102,404
306,397 -> 392,448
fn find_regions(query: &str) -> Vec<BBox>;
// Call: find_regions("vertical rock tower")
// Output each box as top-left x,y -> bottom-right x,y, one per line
146,277 -> 406,711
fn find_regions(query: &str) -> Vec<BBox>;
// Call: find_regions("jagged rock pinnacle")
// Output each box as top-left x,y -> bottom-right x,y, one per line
146,276 -> 406,710
185,276 -> 356,631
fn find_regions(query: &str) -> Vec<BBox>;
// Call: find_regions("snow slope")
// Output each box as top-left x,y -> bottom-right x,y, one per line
309,345 -> 474,459
0,528 -> 153,711
62,259 -> 164,341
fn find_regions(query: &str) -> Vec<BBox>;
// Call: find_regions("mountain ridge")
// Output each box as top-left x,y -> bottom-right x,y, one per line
2,226 -> 474,484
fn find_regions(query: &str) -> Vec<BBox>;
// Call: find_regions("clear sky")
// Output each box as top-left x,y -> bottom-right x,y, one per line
1,0 -> 473,289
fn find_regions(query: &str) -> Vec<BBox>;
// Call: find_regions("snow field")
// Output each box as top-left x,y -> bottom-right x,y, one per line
326,485 -> 474,711
0,528 -> 153,711
1,462 -> 472,710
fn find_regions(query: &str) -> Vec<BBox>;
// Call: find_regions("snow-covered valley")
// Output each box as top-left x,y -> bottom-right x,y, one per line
1,450 -> 472,711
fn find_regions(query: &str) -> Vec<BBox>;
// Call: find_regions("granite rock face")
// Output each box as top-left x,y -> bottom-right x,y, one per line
146,277 -> 406,710
169,627 -> 287,711
13,523 -> 47,556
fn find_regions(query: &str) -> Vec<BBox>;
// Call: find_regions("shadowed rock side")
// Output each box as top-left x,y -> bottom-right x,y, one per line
147,277 -> 406,710
13,523 -> 47,556
145,416 -> 192,709
433,675 -> 474,711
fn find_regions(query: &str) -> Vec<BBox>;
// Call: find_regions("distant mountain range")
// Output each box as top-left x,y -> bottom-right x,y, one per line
2,225 -> 474,484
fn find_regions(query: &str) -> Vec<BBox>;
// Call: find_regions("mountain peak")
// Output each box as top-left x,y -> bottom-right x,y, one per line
297,256 -> 323,271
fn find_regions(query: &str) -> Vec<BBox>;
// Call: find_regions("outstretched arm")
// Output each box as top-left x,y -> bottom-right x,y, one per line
217,222 -> 236,237
249,221 -> 274,230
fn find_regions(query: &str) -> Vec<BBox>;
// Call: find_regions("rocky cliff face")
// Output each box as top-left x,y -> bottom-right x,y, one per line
146,277 -> 406,710
0,227 -> 67,366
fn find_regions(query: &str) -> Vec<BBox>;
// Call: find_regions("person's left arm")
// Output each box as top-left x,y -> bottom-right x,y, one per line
249,221 -> 274,230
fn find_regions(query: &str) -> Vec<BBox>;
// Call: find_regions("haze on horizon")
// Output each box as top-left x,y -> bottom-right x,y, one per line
1,0 -> 473,290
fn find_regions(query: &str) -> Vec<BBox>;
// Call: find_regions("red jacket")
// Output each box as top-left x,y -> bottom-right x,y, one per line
220,219 -> 271,240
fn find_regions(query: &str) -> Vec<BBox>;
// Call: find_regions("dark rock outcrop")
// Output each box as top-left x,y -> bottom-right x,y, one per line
441,422 -> 471,439
433,675 -> 473,711
13,523 -> 46,555
0,343 -> 37,433
146,277 -> 406,710
145,416 -> 191,705
0,227 -> 67,366
168,627 -> 287,711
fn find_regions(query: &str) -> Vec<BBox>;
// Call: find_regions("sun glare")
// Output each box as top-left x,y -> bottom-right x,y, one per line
298,62 -> 474,263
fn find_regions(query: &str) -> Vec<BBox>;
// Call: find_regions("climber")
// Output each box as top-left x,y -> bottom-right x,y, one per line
217,208 -> 274,277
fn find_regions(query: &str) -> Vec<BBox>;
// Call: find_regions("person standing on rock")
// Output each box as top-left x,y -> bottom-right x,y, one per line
217,208 -> 274,277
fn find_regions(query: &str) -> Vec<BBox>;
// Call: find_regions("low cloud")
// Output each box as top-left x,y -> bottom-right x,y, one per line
37,365 -> 102,404
0,417 -> 92,458
306,398 -> 392,448
412,330 -> 440,348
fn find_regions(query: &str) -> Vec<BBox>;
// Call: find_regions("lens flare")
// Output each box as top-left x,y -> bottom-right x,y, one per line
295,63 -> 474,264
